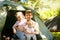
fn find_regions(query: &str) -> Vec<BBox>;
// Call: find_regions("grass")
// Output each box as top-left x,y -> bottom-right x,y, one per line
52,32 -> 60,40
0,32 -> 60,40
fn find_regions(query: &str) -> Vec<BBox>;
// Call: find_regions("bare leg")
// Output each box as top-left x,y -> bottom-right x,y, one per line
5,37 -> 10,40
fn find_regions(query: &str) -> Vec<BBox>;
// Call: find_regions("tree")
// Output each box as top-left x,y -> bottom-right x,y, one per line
9,0 -> 60,22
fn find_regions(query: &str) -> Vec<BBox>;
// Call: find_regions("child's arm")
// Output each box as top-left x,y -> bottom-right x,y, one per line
24,26 -> 32,34
26,30 -> 32,34
19,19 -> 27,26
13,28 -> 16,34
24,29 -> 32,34
12,21 -> 18,34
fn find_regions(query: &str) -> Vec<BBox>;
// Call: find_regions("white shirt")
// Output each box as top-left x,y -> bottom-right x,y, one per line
25,20 -> 40,34
30,20 -> 40,33
25,25 -> 35,32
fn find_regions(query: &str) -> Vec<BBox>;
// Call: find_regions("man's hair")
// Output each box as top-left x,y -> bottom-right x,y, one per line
25,10 -> 32,14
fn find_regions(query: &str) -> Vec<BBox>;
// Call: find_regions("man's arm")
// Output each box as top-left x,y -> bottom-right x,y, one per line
34,22 -> 40,34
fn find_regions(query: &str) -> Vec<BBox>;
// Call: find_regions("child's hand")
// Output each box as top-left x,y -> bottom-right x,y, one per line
14,31 -> 16,34
13,29 -> 16,34
25,31 -> 32,34
31,32 -> 36,34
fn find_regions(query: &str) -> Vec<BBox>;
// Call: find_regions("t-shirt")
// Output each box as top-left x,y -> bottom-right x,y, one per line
13,19 -> 27,30
25,20 -> 40,34
30,20 -> 40,33
25,25 -> 35,32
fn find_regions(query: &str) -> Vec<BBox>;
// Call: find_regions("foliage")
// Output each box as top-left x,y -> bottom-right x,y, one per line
52,32 -> 60,40
18,0 -> 60,22
37,8 -> 59,22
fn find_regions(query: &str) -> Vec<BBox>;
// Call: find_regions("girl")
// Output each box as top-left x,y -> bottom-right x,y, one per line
12,12 -> 27,40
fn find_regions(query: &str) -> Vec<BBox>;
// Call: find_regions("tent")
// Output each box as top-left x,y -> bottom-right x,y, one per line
45,15 -> 60,32
45,10 -> 60,32
0,1 -> 53,40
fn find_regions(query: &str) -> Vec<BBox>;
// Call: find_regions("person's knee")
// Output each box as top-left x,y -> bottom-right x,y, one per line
5,37 -> 10,40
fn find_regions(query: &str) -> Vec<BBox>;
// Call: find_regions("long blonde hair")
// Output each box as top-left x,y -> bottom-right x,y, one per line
15,12 -> 25,21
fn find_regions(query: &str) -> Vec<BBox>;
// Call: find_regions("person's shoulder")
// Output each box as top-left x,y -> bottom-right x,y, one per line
15,21 -> 19,24
31,20 -> 35,22
31,20 -> 37,23
31,20 -> 39,26
22,19 -> 27,22
25,25 -> 28,29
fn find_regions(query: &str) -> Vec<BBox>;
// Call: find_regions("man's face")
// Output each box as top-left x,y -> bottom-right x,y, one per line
25,13 -> 33,21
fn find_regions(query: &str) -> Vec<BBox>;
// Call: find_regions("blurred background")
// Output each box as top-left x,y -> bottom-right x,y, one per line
0,0 -> 60,40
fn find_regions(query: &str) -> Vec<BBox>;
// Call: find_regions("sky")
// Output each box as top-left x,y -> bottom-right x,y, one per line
21,0 -> 26,2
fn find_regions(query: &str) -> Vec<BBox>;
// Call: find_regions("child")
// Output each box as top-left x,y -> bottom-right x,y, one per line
24,21 -> 37,40
12,12 -> 27,40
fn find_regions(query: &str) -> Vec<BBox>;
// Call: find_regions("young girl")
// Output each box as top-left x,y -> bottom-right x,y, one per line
12,12 -> 27,40
24,21 -> 37,40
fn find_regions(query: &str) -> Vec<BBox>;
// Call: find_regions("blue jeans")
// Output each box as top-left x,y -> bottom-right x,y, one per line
16,30 -> 24,40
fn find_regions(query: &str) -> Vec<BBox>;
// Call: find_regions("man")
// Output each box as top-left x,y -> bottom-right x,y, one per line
25,10 -> 41,40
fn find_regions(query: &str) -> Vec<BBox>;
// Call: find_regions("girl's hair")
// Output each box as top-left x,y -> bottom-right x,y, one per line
15,12 -> 25,20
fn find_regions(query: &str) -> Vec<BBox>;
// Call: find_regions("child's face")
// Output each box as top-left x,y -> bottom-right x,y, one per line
15,12 -> 24,21
27,22 -> 34,28
16,16 -> 21,21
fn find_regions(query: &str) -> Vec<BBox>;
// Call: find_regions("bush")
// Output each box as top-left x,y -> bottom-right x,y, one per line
52,32 -> 60,40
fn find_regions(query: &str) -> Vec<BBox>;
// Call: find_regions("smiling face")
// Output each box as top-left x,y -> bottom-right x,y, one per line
16,15 -> 21,21
25,10 -> 33,21
27,21 -> 34,28
15,12 -> 21,21
15,12 -> 25,21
